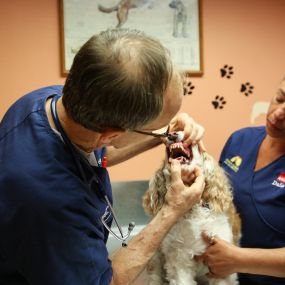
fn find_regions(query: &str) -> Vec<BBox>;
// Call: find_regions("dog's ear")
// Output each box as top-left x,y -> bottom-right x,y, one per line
202,156 -> 233,213
202,154 -> 241,244
142,187 -> 154,217
227,203 -> 241,245
142,166 -> 168,217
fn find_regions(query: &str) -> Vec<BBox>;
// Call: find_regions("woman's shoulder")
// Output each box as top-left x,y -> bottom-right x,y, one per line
221,126 -> 265,157
230,126 -> 265,141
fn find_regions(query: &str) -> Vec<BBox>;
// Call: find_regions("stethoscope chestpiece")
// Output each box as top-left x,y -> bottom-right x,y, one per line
122,222 -> 136,247
102,195 -> 136,247
128,222 -> 135,232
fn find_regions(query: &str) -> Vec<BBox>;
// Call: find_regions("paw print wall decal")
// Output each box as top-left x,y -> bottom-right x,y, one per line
212,95 -> 226,109
220,65 -> 234,79
183,81 -> 195,96
183,78 -> 195,96
240,82 -> 254,96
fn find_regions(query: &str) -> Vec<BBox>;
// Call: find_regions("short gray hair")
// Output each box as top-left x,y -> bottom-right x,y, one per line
62,29 -> 173,132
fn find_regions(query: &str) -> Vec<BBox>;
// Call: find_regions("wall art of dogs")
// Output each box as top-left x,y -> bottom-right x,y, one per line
98,0 -> 154,28
143,134 -> 240,285
169,0 -> 188,38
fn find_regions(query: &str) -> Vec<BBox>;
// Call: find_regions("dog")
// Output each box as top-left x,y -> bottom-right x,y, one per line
169,0 -> 188,38
98,0 -> 153,28
143,133 -> 240,285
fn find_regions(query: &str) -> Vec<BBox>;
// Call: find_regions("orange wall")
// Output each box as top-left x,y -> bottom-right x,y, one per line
1,0 -> 285,181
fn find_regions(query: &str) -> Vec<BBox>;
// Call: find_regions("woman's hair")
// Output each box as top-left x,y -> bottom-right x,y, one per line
62,29 -> 173,132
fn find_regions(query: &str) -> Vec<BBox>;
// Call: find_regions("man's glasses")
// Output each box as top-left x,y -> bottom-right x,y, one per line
133,126 -> 179,141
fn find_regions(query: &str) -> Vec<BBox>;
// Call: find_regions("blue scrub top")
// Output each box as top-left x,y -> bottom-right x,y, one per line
0,86 -> 113,284
220,127 -> 285,285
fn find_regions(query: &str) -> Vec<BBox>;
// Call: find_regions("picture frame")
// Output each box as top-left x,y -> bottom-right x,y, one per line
59,0 -> 203,76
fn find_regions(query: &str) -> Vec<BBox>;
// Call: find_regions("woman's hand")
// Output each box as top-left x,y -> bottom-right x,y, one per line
196,232 -> 242,279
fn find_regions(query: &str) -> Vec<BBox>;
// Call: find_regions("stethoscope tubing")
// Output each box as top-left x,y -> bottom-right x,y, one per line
50,95 -> 135,246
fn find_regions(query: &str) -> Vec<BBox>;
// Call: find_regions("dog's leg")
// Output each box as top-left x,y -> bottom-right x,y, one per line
146,251 -> 165,285
173,13 -> 179,37
227,273 -> 239,285
167,268 -> 197,285
116,6 -> 129,28
166,260 -> 197,285
208,273 -> 238,285
182,13 -> 188,38
178,268 -> 198,285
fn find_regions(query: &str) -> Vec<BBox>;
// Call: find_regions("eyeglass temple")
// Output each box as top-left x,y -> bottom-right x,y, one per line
133,126 -> 179,141
133,130 -> 166,138
133,125 -> 170,138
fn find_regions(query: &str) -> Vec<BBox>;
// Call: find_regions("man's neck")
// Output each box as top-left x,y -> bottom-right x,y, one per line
45,97 -> 101,152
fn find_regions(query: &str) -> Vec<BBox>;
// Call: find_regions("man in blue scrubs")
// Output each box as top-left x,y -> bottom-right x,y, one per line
200,78 -> 285,284
0,29 -> 205,285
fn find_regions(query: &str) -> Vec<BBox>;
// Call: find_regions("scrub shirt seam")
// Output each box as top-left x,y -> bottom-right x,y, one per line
248,129 -> 285,236
0,109 -> 43,142
81,229 -> 111,281
250,173 -> 285,236
74,231 -> 107,283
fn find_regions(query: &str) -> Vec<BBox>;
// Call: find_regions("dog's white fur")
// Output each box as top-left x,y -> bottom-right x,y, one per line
143,145 -> 240,285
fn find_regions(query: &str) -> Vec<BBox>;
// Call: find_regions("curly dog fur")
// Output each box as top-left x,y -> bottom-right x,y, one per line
143,145 -> 240,285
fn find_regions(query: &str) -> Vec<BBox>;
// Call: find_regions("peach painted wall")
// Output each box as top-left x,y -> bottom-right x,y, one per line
1,0 -> 285,181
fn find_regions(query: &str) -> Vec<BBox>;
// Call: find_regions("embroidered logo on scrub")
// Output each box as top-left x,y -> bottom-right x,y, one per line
224,156 -> 242,172
272,173 -> 285,188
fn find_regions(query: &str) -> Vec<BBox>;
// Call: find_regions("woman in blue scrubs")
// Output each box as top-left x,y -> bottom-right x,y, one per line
200,78 -> 285,285
0,29 -> 205,285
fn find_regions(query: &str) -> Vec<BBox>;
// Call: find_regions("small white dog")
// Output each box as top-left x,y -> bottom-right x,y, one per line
143,133 -> 240,285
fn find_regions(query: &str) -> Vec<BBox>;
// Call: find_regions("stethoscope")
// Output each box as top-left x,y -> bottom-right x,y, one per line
50,95 -> 135,247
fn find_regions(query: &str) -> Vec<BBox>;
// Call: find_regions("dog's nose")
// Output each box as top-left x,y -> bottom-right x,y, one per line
167,131 -> 184,142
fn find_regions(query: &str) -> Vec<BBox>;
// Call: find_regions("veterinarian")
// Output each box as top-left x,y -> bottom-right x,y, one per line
199,78 -> 285,285
0,29 -> 206,285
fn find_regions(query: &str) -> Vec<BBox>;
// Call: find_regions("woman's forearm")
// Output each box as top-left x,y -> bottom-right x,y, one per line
237,247 -> 285,277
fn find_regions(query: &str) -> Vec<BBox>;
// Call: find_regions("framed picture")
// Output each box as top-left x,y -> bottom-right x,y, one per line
60,0 -> 203,76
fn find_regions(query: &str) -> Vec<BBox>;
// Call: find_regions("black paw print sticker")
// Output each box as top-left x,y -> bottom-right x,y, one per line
220,65 -> 234,79
240,82 -> 254,96
183,80 -> 195,96
212,95 -> 226,109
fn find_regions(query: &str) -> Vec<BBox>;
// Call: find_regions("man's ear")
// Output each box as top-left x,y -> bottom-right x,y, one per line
99,129 -> 125,145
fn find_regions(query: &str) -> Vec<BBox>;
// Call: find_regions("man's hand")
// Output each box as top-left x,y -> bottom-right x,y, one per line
169,113 -> 205,151
163,160 -> 205,218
